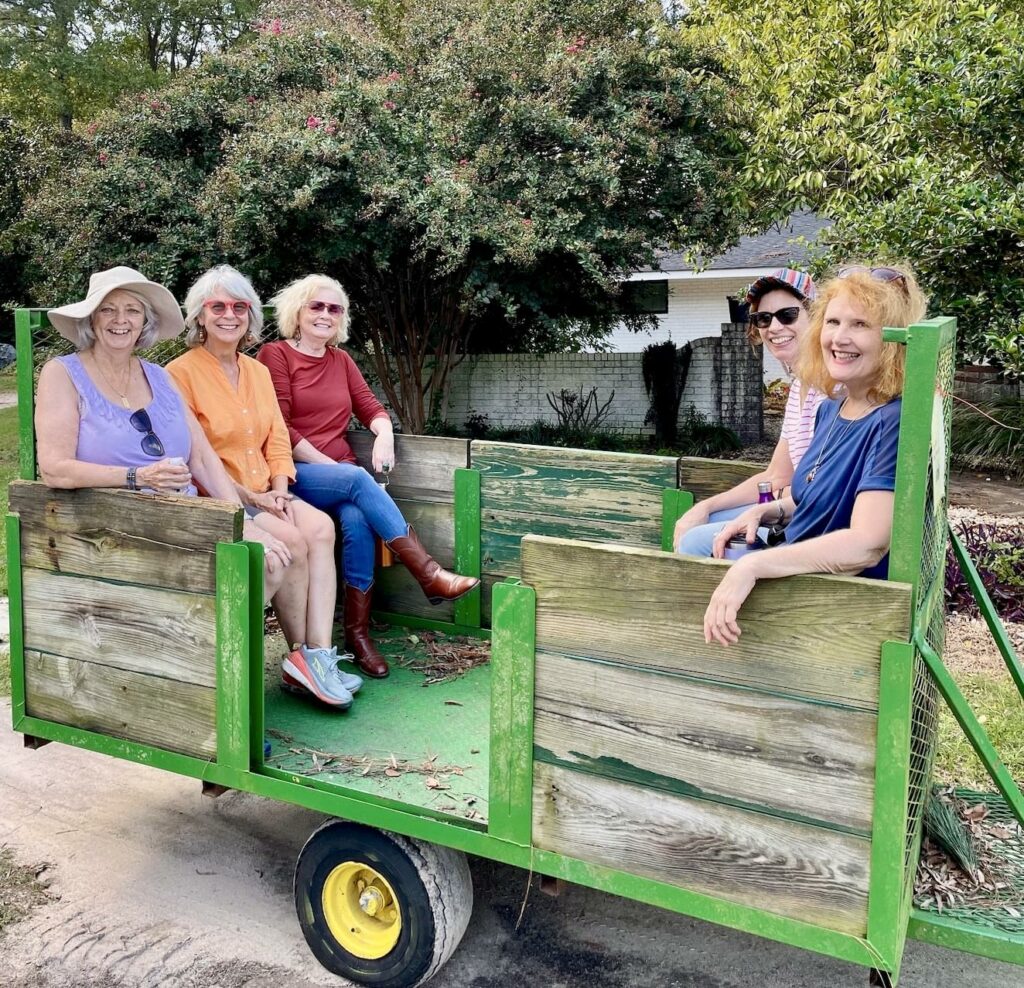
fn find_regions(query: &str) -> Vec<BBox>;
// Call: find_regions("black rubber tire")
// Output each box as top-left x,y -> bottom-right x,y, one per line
294,821 -> 473,988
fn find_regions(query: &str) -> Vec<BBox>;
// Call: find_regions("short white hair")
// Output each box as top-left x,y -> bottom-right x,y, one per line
80,291 -> 159,350
183,264 -> 264,348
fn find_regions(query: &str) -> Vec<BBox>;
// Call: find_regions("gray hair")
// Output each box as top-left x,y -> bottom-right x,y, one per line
183,264 -> 264,349
80,291 -> 159,351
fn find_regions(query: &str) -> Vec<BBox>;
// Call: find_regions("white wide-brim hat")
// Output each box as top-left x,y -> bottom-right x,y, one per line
47,266 -> 186,346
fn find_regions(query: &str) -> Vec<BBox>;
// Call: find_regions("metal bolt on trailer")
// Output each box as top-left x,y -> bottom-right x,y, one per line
7,308 -> 1024,986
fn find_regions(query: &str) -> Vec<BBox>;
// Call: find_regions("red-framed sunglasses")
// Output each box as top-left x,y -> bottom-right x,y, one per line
203,300 -> 251,317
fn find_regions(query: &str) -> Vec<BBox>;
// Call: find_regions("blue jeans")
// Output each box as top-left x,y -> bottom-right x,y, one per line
292,462 -> 409,592
676,504 -> 769,556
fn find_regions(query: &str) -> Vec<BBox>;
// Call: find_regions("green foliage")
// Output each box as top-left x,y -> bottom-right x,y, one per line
682,1 -> 1024,365
951,396 -> 1024,479
674,405 -> 741,457
9,0 -> 745,432
641,339 -> 691,445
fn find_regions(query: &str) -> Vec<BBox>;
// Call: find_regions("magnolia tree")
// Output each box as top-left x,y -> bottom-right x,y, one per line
683,0 -> 1024,368
13,0 -> 744,431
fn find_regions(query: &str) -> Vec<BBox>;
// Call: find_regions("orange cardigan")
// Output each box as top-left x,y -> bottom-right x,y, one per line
167,347 -> 295,493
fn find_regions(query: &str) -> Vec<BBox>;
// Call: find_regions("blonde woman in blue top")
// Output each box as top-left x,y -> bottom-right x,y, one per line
703,265 -> 927,646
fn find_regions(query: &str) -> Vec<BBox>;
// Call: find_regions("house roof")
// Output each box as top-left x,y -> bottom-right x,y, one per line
643,210 -> 831,274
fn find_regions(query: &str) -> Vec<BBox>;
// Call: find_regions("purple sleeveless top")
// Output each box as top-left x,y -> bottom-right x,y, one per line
58,353 -> 198,497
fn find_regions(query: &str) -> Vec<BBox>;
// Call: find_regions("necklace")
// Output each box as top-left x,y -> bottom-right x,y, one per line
90,352 -> 134,408
804,397 -> 875,483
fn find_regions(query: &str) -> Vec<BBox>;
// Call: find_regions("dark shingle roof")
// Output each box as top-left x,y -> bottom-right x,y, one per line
647,211 -> 831,273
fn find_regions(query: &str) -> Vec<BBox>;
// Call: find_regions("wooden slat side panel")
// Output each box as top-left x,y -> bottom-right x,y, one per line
24,650 -> 216,758
533,762 -> 870,936
474,442 -> 676,582
348,433 -> 468,503
677,457 -> 765,501
534,650 -> 877,832
22,570 -> 217,688
10,481 -> 241,594
522,537 -> 912,710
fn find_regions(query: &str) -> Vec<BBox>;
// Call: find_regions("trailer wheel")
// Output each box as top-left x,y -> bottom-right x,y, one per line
294,821 -> 473,988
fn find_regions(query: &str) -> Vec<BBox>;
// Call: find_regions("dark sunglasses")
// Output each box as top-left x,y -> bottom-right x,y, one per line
838,265 -> 907,289
749,306 -> 802,329
129,408 -> 165,458
307,300 -> 345,316
203,300 -> 251,317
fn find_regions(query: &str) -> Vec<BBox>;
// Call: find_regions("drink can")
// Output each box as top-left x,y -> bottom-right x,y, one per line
757,481 -> 775,504
723,536 -> 760,561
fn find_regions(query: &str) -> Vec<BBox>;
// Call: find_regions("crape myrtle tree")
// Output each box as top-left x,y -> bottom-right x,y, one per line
15,0 -> 745,432
682,0 -> 1024,369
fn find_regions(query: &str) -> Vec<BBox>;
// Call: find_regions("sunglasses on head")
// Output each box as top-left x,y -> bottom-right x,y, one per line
129,408 -> 165,458
307,300 -> 345,316
749,306 -> 802,329
203,300 -> 251,317
837,265 -> 907,289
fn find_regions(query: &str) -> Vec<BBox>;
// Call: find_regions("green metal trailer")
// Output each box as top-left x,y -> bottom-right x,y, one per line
8,309 -> 1024,986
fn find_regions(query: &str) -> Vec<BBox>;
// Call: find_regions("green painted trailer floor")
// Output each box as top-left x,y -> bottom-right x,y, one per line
263,626 -> 491,825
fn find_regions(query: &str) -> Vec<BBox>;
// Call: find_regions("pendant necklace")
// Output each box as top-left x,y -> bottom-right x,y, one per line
804,397 -> 875,483
91,353 -> 134,409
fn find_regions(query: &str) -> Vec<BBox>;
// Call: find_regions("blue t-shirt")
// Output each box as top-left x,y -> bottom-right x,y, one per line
784,397 -> 902,579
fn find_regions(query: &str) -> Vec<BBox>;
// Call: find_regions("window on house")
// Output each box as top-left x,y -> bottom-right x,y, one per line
618,280 -> 669,315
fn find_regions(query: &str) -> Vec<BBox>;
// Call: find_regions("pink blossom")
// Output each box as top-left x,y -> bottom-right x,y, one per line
458,158 -> 469,166
522,218 -> 533,226
424,174 -> 433,184
324,123 -> 338,135
380,71 -> 401,83
86,123 -> 98,135
269,18 -> 283,35
383,100 -> 397,111
149,99 -> 162,110
306,115 -> 323,129
98,151 -> 109,165
246,95 -> 257,105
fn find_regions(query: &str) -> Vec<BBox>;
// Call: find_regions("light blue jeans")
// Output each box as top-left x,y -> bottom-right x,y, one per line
292,462 -> 408,592
676,503 -> 769,556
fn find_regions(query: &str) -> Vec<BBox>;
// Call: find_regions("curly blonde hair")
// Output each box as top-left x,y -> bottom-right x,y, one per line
796,266 -> 928,404
270,274 -> 350,345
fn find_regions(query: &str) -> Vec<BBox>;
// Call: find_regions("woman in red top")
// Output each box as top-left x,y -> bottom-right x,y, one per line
258,274 -> 478,678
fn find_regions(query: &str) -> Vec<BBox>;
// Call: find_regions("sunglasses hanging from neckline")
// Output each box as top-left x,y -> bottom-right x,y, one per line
129,408 -> 165,457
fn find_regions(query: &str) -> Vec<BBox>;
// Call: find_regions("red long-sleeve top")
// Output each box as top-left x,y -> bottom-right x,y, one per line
256,341 -> 390,464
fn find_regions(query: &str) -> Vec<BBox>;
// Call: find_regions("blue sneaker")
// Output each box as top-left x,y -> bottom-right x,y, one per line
318,646 -> 364,695
282,649 -> 353,709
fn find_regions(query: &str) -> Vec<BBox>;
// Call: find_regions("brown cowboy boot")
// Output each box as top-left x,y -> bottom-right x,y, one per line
343,584 -> 389,678
386,526 -> 480,605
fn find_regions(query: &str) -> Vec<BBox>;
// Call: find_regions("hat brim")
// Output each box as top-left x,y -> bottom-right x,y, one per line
48,279 -> 185,347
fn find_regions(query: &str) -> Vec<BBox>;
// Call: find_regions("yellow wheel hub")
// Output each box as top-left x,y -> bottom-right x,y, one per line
322,861 -> 402,959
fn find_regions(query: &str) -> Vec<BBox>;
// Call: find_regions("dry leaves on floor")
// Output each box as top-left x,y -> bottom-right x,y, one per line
397,631 -> 491,685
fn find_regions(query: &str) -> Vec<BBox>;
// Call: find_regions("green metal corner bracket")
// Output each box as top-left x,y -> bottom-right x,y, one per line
6,513 -> 26,727
453,467 -> 482,628
216,541 -> 253,773
662,488 -> 693,552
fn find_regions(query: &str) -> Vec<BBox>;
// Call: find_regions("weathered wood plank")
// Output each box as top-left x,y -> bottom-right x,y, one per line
22,569 -> 217,688
534,650 -> 876,832
532,762 -> 870,936
475,442 -> 675,582
348,433 -> 468,503
24,650 -> 216,758
677,457 -> 764,501
10,480 -> 241,594
521,536 -> 912,710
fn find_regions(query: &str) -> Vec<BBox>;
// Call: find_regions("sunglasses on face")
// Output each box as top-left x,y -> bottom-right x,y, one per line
203,300 -> 251,317
837,265 -> 908,289
306,300 -> 345,316
129,408 -> 165,458
749,306 -> 802,329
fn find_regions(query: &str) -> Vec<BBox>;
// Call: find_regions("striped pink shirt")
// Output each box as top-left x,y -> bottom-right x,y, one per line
781,378 -> 826,470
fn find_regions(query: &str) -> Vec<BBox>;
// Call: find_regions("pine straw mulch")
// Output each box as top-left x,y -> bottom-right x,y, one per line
389,629 -> 491,685
915,789 -> 1024,917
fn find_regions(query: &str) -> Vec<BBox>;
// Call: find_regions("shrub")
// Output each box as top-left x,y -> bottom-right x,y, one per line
642,340 -> 692,445
945,521 -> 1024,624
951,396 -> 1024,479
675,406 -> 742,458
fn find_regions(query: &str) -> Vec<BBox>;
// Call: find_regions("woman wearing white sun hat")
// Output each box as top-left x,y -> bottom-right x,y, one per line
674,267 -> 825,556
35,265 -> 295,599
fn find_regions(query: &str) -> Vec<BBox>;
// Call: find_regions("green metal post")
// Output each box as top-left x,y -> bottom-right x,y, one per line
915,631 -> 1024,827
247,539 -> 265,765
865,639 -> 915,975
661,487 -> 693,552
488,579 -> 536,846
216,541 -> 252,773
949,525 -> 1024,699
6,513 -> 26,727
14,309 -> 41,481
453,467 -> 481,628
